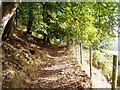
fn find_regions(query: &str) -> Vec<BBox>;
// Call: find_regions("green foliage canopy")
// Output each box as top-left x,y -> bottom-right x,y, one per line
16,2 -> 118,49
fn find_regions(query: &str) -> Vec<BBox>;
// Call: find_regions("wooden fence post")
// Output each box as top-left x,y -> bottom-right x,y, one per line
89,46 -> 92,80
80,42 -> 83,64
112,55 -> 118,89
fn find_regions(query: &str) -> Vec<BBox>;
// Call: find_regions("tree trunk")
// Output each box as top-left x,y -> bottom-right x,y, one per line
47,35 -> 50,44
43,31 -> 50,45
67,40 -> 69,47
2,16 -> 14,40
26,3 -> 33,35
43,33 -> 50,45
43,33 -> 47,44
42,3 -> 51,44
15,8 -> 18,26
47,29 -> 50,44
80,42 -> 83,64
89,46 -> 92,80
1,3 -> 19,40
112,55 -> 118,89
2,3 -> 19,28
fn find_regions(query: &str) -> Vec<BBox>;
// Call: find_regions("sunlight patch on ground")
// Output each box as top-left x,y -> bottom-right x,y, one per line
81,63 -> 111,88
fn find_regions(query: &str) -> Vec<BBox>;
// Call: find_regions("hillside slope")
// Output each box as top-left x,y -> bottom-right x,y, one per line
2,27 -> 92,88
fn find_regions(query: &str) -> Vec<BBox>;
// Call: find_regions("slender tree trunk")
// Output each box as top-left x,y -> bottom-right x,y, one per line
67,40 -> 69,47
47,29 -> 50,44
1,3 -> 19,40
112,55 -> 118,89
80,42 -> 83,64
42,3 -> 52,44
43,33 -> 47,44
15,8 -> 18,26
2,16 -> 14,40
26,3 -> 33,35
89,46 -> 92,80
43,32 -> 50,45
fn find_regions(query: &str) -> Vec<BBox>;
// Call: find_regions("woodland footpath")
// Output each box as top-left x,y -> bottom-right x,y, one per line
1,2 -> 120,89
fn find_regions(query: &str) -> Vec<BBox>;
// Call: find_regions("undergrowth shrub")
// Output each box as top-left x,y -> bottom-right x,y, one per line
92,51 -> 113,82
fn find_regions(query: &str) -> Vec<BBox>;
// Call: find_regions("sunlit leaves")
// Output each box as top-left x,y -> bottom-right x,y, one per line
17,2 -> 118,49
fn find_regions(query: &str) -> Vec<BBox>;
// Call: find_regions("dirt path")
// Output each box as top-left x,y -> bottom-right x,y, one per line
2,28 -> 112,88
71,45 -> 111,88
2,28 -> 91,88
81,62 -> 111,88
26,53 -> 91,88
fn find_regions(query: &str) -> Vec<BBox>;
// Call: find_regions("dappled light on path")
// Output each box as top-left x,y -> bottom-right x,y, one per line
2,28 -> 91,88
81,62 -> 111,88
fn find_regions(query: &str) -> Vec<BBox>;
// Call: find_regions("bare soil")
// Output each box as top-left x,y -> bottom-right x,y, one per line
2,27 -> 92,88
